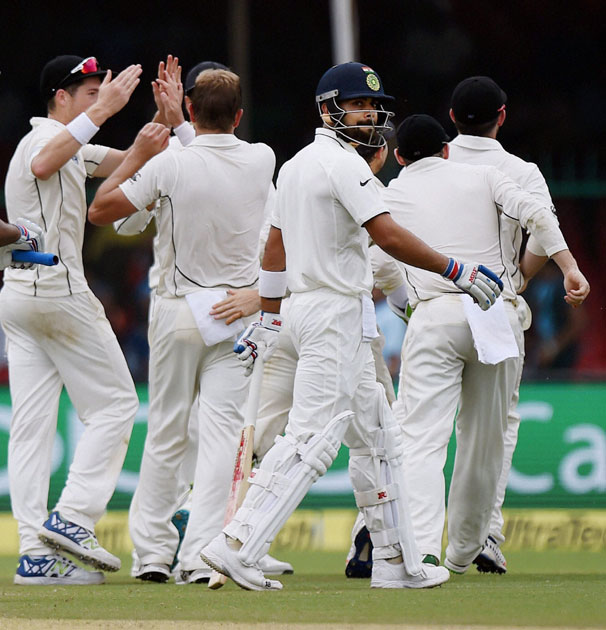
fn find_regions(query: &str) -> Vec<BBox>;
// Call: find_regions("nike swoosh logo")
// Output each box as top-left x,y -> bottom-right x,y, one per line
360,179 -> 372,186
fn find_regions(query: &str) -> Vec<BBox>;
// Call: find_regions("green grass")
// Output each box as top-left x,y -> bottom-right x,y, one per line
1,551 -> 605,627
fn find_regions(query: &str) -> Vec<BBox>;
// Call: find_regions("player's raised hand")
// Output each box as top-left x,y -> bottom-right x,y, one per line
443,258 -> 503,311
131,123 -> 170,162
89,64 -> 142,124
234,312 -> 283,376
153,55 -> 184,128
563,268 -> 590,307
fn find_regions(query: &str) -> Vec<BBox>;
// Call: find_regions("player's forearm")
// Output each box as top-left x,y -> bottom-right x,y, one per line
519,250 -> 548,285
31,130 -> 86,180
366,214 -> 448,274
0,222 -> 23,247
89,150 -> 146,225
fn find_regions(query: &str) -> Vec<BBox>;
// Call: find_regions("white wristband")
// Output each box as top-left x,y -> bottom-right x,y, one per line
65,113 -> 99,145
259,269 -> 287,298
173,121 -> 195,147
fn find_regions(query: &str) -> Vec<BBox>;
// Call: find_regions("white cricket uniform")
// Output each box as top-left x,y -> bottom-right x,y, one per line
448,134 -> 555,545
121,132 -> 275,571
0,117 -> 138,555
225,128 -> 423,565
385,157 -> 567,566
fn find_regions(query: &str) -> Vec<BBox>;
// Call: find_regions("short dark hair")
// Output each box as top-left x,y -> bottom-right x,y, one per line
190,69 -> 241,132
47,82 -> 81,112
453,116 -> 499,137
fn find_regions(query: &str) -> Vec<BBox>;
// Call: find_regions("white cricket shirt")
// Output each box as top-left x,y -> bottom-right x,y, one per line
3,117 -> 109,296
272,128 -> 387,296
382,157 -> 567,305
120,133 -> 275,297
449,135 -> 558,289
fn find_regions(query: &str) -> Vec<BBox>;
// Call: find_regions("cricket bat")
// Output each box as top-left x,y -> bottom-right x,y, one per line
208,354 -> 265,589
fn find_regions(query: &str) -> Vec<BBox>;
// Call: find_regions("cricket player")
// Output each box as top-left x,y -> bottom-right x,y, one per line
447,76 -> 590,573
385,114 -> 589,574
116,57 -> 291,582
200,62 -> 503,591
0,54 -> 141,585
89,68 -> 276,584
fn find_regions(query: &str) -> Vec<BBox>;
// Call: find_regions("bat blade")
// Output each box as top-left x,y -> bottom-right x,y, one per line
208,356 -> 265,590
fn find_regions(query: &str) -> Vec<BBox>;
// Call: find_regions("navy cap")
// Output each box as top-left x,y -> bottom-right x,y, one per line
315,62 -> 394,104
184,61 -> 229,94
451,76 -> 507,124
396,114 -> 450,161
40,55 -> 107,103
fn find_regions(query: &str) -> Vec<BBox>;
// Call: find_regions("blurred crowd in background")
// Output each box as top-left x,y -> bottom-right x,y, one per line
0,0 -> 604,384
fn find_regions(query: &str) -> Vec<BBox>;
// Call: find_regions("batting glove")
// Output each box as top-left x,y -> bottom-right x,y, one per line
234,311 -> 283,376
442,258 -> 503,311
386,296 -> 414,324
5,219 -> 45,269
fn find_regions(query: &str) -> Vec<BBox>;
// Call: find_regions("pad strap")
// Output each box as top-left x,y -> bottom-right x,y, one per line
354,483 -> 398,508
370,527 -> 400,548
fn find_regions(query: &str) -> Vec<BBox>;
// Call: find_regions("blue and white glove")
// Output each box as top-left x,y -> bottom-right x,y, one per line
234,311 -> 283,376
1,219 -> 45,270
442,258 -> 503,311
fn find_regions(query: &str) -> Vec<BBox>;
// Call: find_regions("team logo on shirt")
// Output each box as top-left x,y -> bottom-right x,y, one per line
129,171 -> 141,183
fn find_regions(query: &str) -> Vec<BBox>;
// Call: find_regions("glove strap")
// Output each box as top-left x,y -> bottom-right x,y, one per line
260,311 -> 283,332
442,258 -> 462,282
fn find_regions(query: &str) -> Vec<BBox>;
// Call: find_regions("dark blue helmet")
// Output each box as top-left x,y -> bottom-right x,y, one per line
315,62 -> 395,148
315,62 -> 394,104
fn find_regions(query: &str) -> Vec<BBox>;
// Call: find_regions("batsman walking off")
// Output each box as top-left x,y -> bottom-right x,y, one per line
200,62 -> 503,591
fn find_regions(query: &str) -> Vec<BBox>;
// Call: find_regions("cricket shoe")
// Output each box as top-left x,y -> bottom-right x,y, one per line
200,533 -> 283,591
371,557 -> 450,589
136,563 -> 171,583
473,535 -> 507,574
14,553 -> 104,585
345,525 -> 373,578
259,553 -> 294,575
38,511 -> 120,572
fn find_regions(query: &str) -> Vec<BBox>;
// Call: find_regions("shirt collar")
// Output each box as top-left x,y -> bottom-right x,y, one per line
449,134 -> 504,152
315,127 -> 358,154
30,117 -> 65,129
189,133 -> 241,147
400,156 -> 447,175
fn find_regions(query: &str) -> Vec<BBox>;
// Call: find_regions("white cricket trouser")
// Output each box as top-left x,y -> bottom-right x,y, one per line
393,295 -> 523,566
254,299 -> 396,461
0,287 -> 138,556
129,294 -> 253,570
489,298 -> 528,544
228,289 -> 419,563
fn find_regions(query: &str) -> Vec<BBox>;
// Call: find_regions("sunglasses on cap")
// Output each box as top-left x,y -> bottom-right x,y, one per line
53,57 -> 101,93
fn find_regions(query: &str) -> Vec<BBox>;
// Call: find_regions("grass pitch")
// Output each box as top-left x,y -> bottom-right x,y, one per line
0,550 -> 605,629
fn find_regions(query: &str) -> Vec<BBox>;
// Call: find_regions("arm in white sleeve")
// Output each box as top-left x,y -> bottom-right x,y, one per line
370,244 -> 406,295
489,168 -> 567,257
113,207 -> 155,235
173,122 -> 196,147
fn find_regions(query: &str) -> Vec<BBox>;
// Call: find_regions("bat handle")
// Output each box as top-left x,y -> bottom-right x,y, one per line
243,354 -> 265,428
12,250 -> 59,266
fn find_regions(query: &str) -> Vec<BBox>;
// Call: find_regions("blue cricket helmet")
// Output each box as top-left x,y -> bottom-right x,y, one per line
315,62 -> 394,104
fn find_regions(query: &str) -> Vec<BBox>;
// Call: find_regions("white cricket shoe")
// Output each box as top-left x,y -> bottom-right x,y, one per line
38,511 -> 120,572
473,535 -> 507,574
178,567 -> 212,584
371,557 -> 450,589
258,553 -> 294,575
200,534 -> 283,591
14,553 -> 105,585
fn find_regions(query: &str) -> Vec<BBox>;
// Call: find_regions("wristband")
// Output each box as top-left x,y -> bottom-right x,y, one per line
173,121 -> 196,147
260,311 -> 283,332
65,113 -> 99,145
442,258 -> 463,282
259,269 -> 287,298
